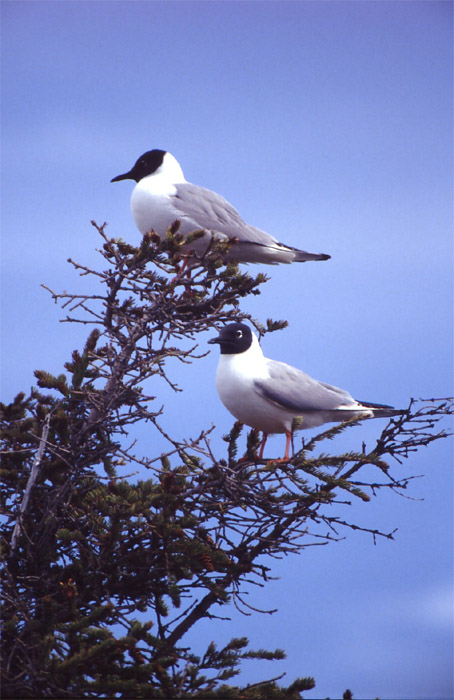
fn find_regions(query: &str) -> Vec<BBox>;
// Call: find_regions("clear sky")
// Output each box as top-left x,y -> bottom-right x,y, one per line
1,1 -> 453,697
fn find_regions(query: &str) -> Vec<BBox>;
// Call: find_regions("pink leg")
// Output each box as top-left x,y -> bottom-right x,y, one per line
258,434 -> 268,459
283,430 -> 291,460
170,255 -> 191,283
267,430 -> 292,464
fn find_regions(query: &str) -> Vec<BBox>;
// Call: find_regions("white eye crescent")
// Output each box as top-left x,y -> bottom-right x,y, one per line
235,330 -> 243,338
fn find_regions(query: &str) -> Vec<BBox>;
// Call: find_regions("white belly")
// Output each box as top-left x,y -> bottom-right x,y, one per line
131,185 -> 179,234
131,185 -> 213,256
215,356 -> 295,435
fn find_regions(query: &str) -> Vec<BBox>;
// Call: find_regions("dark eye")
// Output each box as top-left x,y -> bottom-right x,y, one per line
235,330 -> 243,338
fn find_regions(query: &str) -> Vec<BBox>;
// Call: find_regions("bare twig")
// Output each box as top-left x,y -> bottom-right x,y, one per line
10,408 -> 54,556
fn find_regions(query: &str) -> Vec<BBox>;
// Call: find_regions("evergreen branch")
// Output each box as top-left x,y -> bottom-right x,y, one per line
2,224 -> 451,698
10,407 -> 54,557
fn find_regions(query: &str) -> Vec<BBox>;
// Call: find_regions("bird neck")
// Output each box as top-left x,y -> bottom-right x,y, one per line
155,152 -> 186,184
220,335 -> 267,378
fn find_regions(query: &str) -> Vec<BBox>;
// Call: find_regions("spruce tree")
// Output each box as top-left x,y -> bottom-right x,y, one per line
1,223 -> 452,698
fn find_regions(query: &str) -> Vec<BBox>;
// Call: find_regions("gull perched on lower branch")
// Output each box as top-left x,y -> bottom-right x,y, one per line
209,322 -> 401,461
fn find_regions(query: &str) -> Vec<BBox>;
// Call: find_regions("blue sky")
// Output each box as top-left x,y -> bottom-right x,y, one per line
1,1 -> 453,697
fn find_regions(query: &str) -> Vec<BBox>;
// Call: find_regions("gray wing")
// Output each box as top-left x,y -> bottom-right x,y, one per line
254,360 -> 357,412
172,183 -> 279,246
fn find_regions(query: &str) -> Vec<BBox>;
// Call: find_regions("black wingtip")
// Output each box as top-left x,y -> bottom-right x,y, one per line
293,251 -> 331,263
357,400 -> 404,418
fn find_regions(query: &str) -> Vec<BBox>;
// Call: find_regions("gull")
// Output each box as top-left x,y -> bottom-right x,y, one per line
208,322 -> 401,461
111,149 -> 331,265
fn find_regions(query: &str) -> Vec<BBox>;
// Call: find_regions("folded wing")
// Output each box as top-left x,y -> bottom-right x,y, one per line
253,360 -> 358,413
172,183 -> 280,246
254,360 -> 401,422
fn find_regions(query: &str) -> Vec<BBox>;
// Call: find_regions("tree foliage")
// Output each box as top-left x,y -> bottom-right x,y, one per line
1,223 -> 452,698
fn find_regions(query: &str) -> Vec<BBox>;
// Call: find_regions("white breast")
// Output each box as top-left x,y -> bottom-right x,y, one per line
131,180 -> 179,235
130,179 -> 215,263
130,152 -> 191,236
215,340 -> 296,435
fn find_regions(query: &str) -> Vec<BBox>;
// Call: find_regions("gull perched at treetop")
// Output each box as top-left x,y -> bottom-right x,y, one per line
111,149 -> 331,266
209,322 -> 402,461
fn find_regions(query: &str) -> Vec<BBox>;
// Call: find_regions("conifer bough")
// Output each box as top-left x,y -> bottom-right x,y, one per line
1,223 -> 452,698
